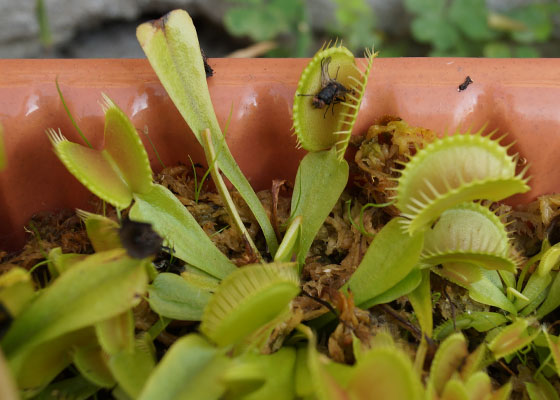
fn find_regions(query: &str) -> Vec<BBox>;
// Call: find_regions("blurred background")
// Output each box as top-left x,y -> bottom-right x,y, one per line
1,0 -> 560,59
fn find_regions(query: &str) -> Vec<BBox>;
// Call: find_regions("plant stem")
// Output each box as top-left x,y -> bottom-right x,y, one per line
201,129 -> 263,263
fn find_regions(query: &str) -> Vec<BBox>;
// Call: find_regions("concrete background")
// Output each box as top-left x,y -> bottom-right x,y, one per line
0,0 -> 550,58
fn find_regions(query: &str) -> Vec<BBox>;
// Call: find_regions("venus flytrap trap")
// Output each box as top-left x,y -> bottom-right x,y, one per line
394,129 -> 530,235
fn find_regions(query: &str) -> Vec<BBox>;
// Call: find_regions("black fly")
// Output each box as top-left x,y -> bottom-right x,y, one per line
299,57 -> 354,118
458,76 -> 473,92
201,49 -> 214,78
0,302 -> 12,340
119,218 -> 163,259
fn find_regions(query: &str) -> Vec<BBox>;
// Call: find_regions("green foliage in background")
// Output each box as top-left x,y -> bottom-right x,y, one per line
224,0 -> 312,56
223,0 -> 560,57
404,0 -> 560,57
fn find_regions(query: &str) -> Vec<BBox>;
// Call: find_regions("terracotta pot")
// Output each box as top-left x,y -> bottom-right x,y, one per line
1,58 -> 560,250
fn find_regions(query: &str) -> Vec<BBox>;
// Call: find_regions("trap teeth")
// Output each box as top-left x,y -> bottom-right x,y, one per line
395,130 -> 530,235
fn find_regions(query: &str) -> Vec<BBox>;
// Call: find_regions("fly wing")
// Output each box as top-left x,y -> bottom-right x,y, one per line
320,56 -> 332,87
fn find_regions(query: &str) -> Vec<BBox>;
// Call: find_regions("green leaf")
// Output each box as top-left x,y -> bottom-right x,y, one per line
224,347 -> 297,399
95,310 -> 135,355
274,216 -> 302,263
138,334 -> 228,400
449,0 -> 496,41
509,5 -> 555,43
293,43 -> 375,158
460,344 -> 488,380
2,249 -> 148,373
201,263 -> 300,347
0,348 -> 17,400
72,343 -> 116,388
428,333 -> 468,396
544,331 -> 560,376
421,203 -> 517,273
411,15 -> 459,51
464,371 -> 492,398
358,268 -> 422,309
440,380 -> 469,400
347,218 -> 424,306
108,333 -> 156,399
290,149 -> 349,268
77,210 -> 121,253
348,346 -> 423,400
526,374 -> 560,400
136,9 -> 278,255
0,267 -> 35,316
34,376 -> 99,400
537,271 -> 560,318
488,318 -> 539,360
47,247 -> 87,277
181,267 -> 220,292
47,129 -> 133,209
537,242 -> 560,276
224,6 -> 290,41
515,272 -> 551,311
432,263 -> 516,314
46,95 -> 154,209
514,45 -> 540,58
407,269 -> 433,336
130,184 -> 236,279
395,128 -> 529,235
520,285 -> 549,317
403,0 -> 445,15
483,42 -> 512,58
101,94 -> 153,194
15,328 -> 96,393
148,272 -> 212,321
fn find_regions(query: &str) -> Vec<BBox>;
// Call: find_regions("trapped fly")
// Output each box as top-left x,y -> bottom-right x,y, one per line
299,56 -> 354,118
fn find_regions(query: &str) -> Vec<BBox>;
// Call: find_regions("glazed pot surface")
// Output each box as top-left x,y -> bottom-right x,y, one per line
1,58 -> 560,249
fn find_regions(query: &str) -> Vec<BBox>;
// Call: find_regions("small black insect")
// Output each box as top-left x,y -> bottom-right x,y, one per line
119,218 -> 164,259
0,302 -> 12,340
201,49 -> 214,78
458,76 -> 473,92
299,56 -> 354,118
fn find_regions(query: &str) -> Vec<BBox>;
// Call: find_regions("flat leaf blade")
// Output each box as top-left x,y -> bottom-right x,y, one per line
136,9 -> 278,255
291,149 -> 349,268
148,272 -> 212,321
130,184 -> 236,279
138,334 -> 228,400
347,217 -> 424,305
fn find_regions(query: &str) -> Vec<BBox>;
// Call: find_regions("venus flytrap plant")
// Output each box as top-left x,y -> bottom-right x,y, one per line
47,92 -> 236,280
136,9 -> 279,257
5,8 -> 560,399
288,42 -> 375,270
